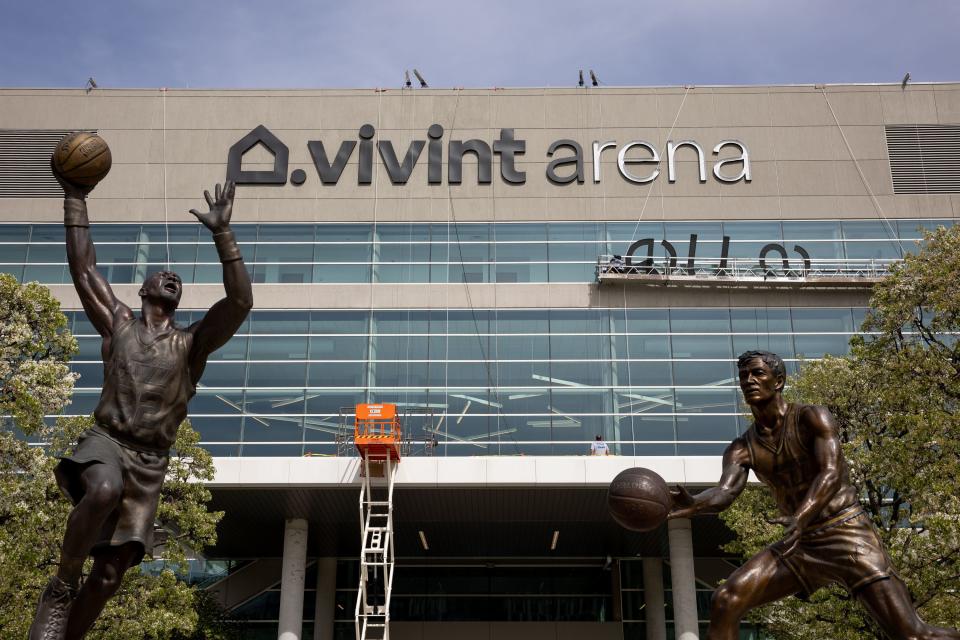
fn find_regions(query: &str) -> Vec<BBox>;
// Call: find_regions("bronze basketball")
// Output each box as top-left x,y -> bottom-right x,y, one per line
608,467 -> 672,532
52,131 -> 112,187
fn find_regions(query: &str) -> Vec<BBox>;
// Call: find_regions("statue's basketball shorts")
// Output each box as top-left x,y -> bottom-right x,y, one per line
771,504 -> 896,597
55,427 -> 169,564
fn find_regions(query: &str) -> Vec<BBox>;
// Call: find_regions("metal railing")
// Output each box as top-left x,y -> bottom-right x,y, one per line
597,255 -> 898,287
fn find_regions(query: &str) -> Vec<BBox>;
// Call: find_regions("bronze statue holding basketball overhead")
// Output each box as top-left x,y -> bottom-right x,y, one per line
30,133 -> 253,640
666,350 -> 960,640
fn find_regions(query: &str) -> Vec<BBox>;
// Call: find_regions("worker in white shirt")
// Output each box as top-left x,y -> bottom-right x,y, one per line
590,434 -> 610,456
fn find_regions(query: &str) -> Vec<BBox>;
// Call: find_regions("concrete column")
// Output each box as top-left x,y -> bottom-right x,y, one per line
642,558 -> 667,640
313,557 -> 337,640
668,518 -> 700,640
278,518 -> 309,640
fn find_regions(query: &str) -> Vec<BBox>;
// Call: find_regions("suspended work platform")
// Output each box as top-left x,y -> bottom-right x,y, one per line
353,403 -> 402,640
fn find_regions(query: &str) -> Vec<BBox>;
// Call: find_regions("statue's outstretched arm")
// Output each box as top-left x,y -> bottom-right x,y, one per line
187,181 -> 253,378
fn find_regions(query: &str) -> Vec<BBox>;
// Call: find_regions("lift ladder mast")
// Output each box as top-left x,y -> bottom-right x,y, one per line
353,404 -> 401,640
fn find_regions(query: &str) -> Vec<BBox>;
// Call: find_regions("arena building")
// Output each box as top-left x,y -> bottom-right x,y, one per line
1,82 -> 959,640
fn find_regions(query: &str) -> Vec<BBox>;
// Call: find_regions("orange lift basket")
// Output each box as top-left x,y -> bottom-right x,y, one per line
354,403 -> 402,461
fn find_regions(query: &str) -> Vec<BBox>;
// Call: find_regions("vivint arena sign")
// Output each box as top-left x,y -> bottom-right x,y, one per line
226,124 -> 751,187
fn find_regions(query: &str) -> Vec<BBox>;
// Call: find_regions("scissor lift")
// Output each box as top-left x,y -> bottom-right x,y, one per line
353,403 -> 402,640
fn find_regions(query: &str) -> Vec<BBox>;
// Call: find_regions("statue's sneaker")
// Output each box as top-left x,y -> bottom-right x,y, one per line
28,576 -> 76,640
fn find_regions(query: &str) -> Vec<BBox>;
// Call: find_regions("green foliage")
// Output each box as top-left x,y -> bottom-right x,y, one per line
0,275 -> 226,639
721,225 -> 960,638
0,272 -> 77,434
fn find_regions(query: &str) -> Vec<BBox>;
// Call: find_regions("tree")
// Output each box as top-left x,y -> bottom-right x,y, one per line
0,274 -> 227,639
721,225 -> 960,638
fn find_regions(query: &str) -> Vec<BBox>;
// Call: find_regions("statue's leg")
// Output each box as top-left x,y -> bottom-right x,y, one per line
707,549 -> 802,640
857,576 -> 960,640
28,463 -> 124,640
63,543 -> 141,640
58,462 -> 123,586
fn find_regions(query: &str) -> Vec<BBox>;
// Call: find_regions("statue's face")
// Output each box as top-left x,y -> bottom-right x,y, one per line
139,271 -> 182,308
737,357 -> 783,405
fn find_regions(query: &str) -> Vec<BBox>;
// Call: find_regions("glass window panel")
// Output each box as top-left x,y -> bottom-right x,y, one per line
793,334 -> 852,358
310,311 -> 368,334
309,362 -> 365,387
75,336 -> 103,359
243,389 -> 306,415
371,361 -> 431,387
672,361 -> 735,386
499,389 -> 550,415
629,414 -> 677,445
842,221 -> 902,259
202,362 -> 247,387
790,308 -> 854,333
0,224 -> 30,242
318,224 -> 372,243
606,222 -> 663,244
495,310 -> 548,334
494,243 -> 548,282
664,222 -> 725,260
247,362 -> 305,387
0,263 -> 24,281
613,387 -> 675,415
190,389 -> 246,415
447,336 -> 491,360
375,263 -> 430,283
548,361 -> 606,387
447,310 -> 489,335
91,224 -> 141,242
721,221 -> 782,241
256,224 -> 315,242
671,335 -> 732,359
782,221 -> 842,241
548,261 -> 595,282
241,415 -> 304,443
29,225 -> 64,241
249,336 -> 308,359
449,243 -> 491,283
429,242 -> 449,283
496,361 -> 549,387
549,222 -> 601,242
670,309 -> 731,333
305,390 -> 365,416
207,335 -> 248,361
613,361 -> 674,388
373,335 -> 430,361
452,223 -> 491,243
550,333 -> 607,360
494,223 -> 547,242
730,308 -> 792,333
68,389 -> 100,415
610,309 -> 669,334
314,263 -> 368,283
190,417 -> 242,444
497,335 -> 549,360
674,388 -> 738,414
309,336 -> 367,360
251,311 -> 309,334
372,311 -> 433,334
70,363 -> 103,388
444,362 -> 491,386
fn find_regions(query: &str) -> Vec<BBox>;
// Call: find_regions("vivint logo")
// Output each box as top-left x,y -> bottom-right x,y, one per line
226,125 -> 751,187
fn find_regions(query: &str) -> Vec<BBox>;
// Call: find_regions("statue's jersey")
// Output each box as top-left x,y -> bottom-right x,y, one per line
743,403 -> 859,522
94,317 -> 196,451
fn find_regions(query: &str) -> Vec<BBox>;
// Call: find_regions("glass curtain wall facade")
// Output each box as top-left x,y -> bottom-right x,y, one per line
6,218 -> 949,457
0,219 -> 946,286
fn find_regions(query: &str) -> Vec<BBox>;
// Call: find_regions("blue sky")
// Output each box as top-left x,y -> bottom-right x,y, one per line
1,0 -> 957,89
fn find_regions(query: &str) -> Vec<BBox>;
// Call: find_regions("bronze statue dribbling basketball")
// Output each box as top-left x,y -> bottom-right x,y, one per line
668,350 -> 960,640
29,134 -> 253,640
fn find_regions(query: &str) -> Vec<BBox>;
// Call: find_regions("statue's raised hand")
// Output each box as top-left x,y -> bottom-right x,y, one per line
190,181 -> 235,233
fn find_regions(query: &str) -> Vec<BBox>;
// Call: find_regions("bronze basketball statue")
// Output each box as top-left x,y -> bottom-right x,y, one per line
669,350 -> 960,640
29,156 -> 253,639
